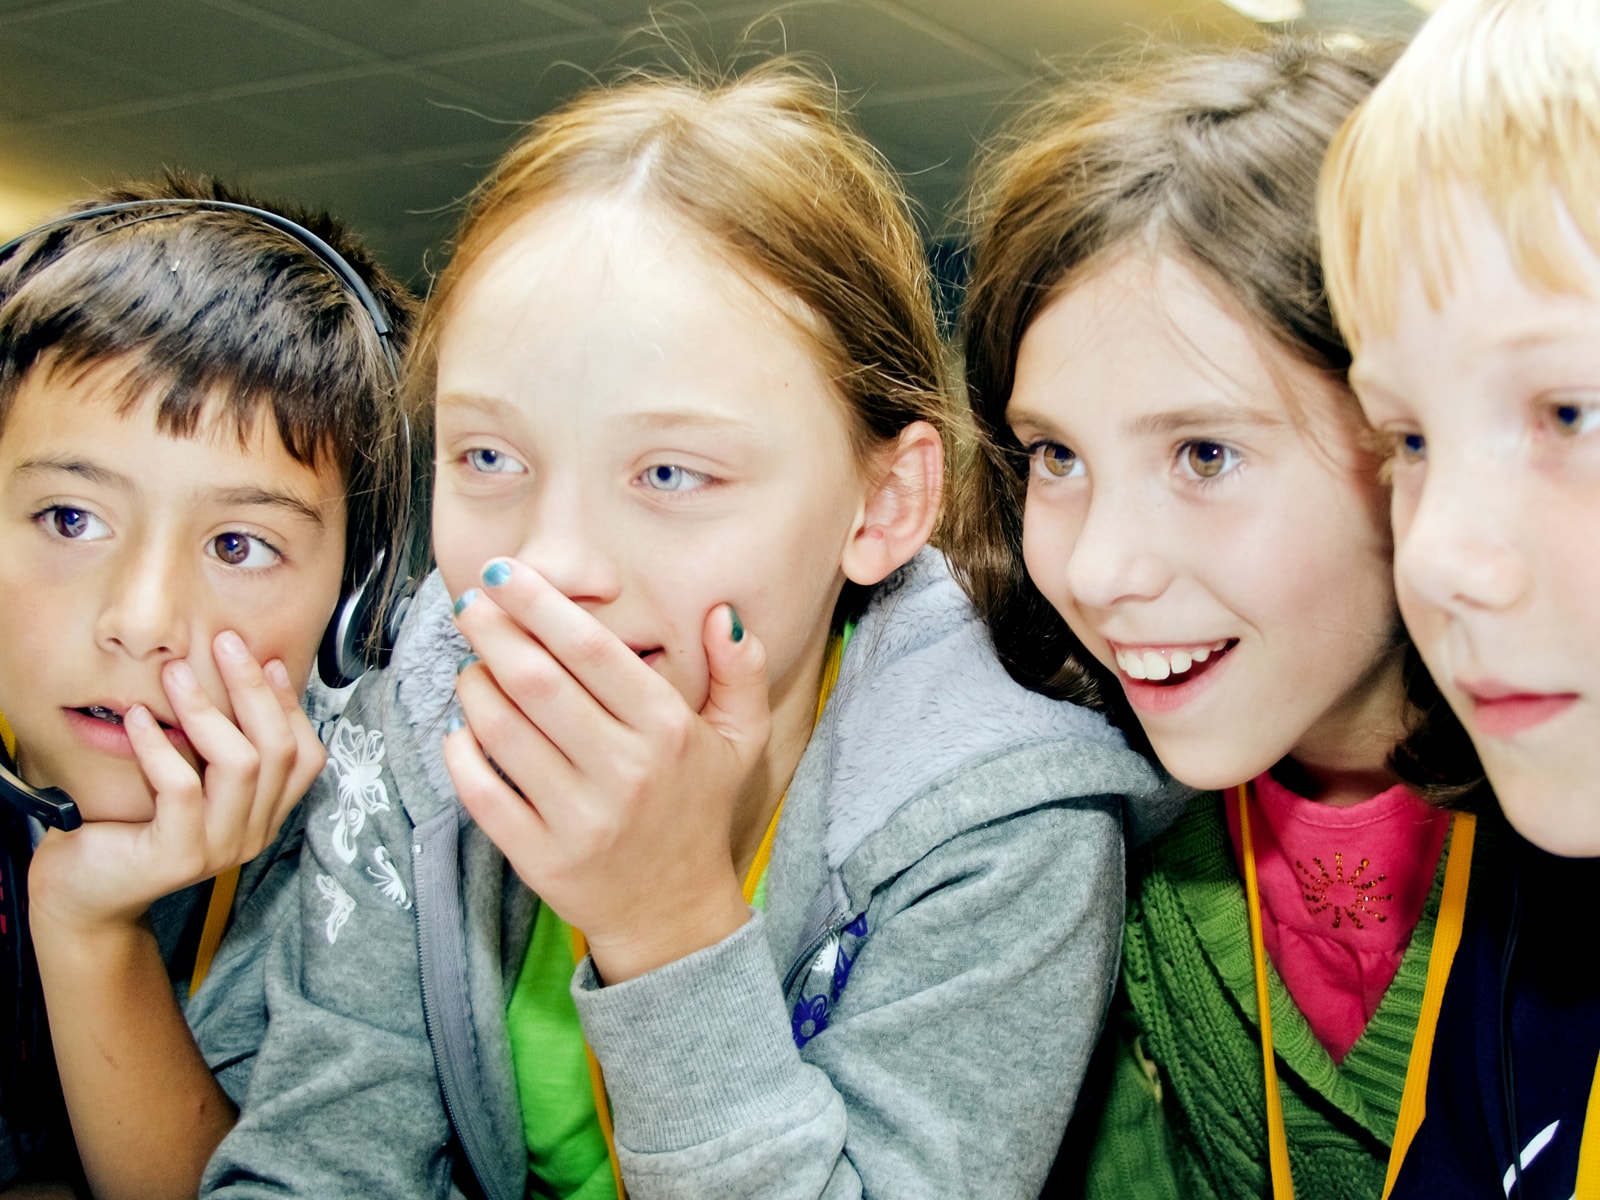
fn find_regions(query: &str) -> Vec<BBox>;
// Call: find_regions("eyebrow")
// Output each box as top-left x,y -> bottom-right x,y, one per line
13,456 -> 326,527
14,455 -> 124,487
1126,404 -> 1288,437
614,409 -> 761,436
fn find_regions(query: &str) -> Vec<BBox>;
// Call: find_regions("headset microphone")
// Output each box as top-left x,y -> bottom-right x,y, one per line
0,745 -> 82,831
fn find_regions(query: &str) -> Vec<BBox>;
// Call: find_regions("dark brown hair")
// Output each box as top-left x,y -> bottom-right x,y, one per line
952,39 -> 1480,796
0,172 -> 420,608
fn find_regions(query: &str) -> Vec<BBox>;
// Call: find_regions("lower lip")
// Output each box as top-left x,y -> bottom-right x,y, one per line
1116,647 -> 1232,715
63,708 -> 190,760
1469,692 -> 1577,737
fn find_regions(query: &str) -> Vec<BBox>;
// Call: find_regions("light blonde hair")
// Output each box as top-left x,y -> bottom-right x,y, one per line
411,62 -> 953,515
1320,0 -> 1600,351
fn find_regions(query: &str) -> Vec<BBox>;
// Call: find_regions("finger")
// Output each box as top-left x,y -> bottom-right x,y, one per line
699,605 -> 772,764
453,586 -> 634,768
470,558 -> 678,724
124,704 -> 206,851
442,716 -> 553,881
162,656 -> 262,861
453,654 -> 582,798
261,657 -> 326,843
213,633 -> 301,818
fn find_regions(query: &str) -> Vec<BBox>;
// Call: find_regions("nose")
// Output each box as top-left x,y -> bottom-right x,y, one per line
1395,454 -> 1528,615
95,538 -> 191,661
512,482 -> 622,605
1040,485 -> 1173,613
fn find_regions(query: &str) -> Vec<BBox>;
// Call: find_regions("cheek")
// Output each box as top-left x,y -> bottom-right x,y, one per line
1020,494 -> 1078,611
431,495 -> 510,600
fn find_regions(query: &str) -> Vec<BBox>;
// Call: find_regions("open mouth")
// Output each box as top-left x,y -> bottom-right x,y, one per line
74,704 -> 178,731
1112,639 -> 1237,687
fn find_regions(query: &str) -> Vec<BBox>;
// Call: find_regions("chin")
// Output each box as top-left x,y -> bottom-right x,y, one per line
1146,739 -> 1263,794
1497,783 -> 1600,859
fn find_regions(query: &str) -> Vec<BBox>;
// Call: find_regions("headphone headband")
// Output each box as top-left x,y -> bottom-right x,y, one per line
0,197 -> 400,376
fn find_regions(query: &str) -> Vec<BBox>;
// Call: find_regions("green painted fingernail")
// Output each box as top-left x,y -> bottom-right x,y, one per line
453,589 -> 479,617
455,653 -> 480,676
482,560 -> 511,587
728,606 -> 744,643
446,715 -> 464,734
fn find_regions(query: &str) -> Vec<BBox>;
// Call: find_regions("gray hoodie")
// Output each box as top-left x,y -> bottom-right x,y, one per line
203,549 -> 1162,1199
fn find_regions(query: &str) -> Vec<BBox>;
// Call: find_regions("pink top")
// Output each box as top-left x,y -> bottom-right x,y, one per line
1225,770 -> 1450,1062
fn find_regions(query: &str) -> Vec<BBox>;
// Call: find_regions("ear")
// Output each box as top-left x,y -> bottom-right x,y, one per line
841,420 -> 944,587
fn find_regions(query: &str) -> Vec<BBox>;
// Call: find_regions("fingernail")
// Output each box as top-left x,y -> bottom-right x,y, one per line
482,560 -> 512,588
217,630 -> 248,661
265,660 -> 291,690
728,605 -> 744,644
168,660 -> 197,690
455,653 -> 480,676
446,715 -> 464,734
453,589 -> 479,617
126,704 -> 155,731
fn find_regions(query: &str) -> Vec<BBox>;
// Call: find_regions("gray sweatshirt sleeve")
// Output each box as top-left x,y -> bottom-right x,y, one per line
200,714 -> 455,1200
573,795 -> 1123,1199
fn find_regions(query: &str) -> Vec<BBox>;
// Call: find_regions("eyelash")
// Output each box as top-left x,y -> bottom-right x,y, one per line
637,463 -> 712,493
31,506 -> 285,572
1022,441 -> 1081,480
31,504 -> 109,542
463,447 -> 526,475
1176,439 -> 1242,484
207,531 -> 285,570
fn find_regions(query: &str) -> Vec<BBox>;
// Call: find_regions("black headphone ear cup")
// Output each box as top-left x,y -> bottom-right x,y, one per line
317,543 -> 420,689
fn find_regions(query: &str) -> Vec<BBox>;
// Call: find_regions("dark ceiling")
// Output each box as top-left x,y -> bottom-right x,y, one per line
0,0 -> 1428,286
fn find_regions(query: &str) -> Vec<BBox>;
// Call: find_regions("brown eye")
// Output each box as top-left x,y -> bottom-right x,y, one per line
1183,440 -> 1237,480
1031,442 -> 1079,478
208,532 -> 277,568
213,533 -> 251,565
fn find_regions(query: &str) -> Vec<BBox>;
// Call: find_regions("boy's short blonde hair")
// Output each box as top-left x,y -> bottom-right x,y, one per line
1320,0 -> 1600,351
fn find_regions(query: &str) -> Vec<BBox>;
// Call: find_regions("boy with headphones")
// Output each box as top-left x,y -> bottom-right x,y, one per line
0,175 -> 415,1197
1320,0 -> 1600,1194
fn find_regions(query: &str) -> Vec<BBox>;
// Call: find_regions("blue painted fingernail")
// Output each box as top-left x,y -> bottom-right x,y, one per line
482,560 -> 512,588
455,653 -> 480,676
453,589 -> 479,617
446,715 -> 464,734
728,606 -> 744,644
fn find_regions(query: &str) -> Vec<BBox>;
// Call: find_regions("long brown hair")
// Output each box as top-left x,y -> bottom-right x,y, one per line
952,39 -> 1480,796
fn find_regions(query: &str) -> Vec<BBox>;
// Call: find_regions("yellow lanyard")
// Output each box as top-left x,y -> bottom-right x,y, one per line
188,865 -> 242,999
571,630 -> 849,1200
1237,783 -> 1478,1200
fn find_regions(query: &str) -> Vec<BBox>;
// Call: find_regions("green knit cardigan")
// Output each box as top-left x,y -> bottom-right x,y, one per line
1076,793 -> 1456,1200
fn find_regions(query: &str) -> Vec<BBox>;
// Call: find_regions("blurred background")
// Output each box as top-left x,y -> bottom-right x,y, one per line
1,0 -> 1433,293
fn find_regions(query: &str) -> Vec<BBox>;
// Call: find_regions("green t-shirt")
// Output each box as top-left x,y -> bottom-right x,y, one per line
509,877 -> 775,1197
507,622 -> 848,1194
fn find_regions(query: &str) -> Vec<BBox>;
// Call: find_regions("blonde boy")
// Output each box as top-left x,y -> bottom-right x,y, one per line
1320,0 -> 1600,1194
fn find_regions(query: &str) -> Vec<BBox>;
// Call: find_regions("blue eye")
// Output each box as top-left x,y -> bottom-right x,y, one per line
209,531 -> 279,569
1028,442 -> 1081,480
1180,440 -> 1241,480
465,448 -> 525,474
640,464 -> 707,492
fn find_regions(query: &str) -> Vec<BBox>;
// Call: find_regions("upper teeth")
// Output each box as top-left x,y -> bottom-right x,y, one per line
86,705 -> 123,724
1115,641 -> 1229,681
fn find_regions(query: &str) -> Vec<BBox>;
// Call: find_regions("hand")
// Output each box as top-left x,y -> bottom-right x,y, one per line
445,558 -> 772,983
28,630 -> 325,934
